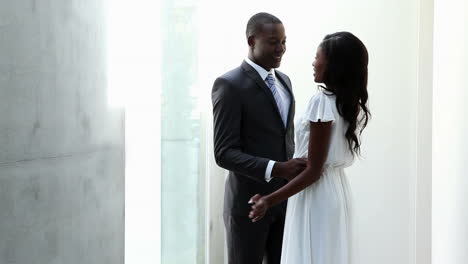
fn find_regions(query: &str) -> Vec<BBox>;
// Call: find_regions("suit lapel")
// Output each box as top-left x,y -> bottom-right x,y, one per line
275,71 -> 293,96
241,61 -> 285,129
275,70 -> 295,129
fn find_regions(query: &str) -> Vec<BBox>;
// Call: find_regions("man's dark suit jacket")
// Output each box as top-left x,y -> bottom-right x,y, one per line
212,61 -> 295,217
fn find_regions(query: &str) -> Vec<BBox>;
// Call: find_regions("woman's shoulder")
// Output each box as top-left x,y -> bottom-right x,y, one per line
309,87 -> 335,104
305,87 -> 337,123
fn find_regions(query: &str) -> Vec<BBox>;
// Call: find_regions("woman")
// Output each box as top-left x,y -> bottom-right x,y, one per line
248,32 -> 370,263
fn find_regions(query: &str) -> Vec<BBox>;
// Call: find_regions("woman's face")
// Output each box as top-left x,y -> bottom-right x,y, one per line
312,46 -> 327,83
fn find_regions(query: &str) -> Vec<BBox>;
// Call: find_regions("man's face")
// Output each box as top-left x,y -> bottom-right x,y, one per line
249,23 -> 286,71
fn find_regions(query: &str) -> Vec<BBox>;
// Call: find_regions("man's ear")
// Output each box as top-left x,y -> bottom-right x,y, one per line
247,35 -> 255,48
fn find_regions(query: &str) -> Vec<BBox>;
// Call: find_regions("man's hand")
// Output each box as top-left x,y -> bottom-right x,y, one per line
271,158 -> 307,181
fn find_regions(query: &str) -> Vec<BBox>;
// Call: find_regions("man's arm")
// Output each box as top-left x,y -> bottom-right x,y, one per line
212,77 -> 270,183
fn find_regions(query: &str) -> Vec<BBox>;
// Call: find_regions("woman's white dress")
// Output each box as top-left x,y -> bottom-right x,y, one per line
281,90 -> 354,264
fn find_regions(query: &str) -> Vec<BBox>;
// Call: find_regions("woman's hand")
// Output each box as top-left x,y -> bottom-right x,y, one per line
248,194 -> 270,222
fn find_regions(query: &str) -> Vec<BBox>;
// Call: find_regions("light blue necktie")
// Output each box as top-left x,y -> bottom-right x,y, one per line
265,73 -> 287,127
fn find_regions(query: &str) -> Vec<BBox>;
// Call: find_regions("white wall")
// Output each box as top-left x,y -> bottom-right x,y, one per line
200,1 -> 423,263
415,0 -> 433,263
433,0 -> 468,263
0,1 -> 125,263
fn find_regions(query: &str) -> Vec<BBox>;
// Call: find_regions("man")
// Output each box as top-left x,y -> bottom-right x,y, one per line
212,12 -> 306,264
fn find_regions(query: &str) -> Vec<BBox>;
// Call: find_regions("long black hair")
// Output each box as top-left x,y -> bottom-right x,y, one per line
320,31 -> 370,156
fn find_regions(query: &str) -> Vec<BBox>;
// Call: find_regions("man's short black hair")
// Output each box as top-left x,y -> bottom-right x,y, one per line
246,12 -> 282,39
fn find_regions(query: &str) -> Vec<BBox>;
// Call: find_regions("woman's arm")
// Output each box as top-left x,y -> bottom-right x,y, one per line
249,120 -> 332,222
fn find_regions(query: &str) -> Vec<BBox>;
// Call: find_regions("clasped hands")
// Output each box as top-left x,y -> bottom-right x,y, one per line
248,158 -> 307,222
